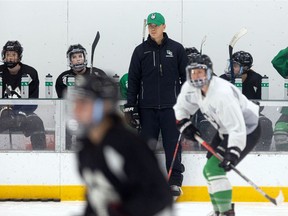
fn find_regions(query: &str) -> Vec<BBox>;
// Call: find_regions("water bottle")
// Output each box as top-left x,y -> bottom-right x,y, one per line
235,77 -> 242,93
0,72 -> 2,99
112,74 -> 120,83
261,75 -> 269,100
45,73 -> 53,98
284,78 -> 288,100
21,73 -> 29,98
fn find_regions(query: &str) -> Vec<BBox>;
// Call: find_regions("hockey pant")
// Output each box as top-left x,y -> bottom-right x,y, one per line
0,109 -> 46,150
204,121 -> 261,213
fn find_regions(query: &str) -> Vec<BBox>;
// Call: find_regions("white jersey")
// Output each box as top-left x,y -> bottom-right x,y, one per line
173,76 -> 259,151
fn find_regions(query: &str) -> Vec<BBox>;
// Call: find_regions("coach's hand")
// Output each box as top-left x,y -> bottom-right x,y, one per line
123,104 -> 140,129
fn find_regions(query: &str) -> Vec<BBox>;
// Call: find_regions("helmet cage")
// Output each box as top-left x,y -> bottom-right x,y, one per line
67,46 -> 88,71
186,63 -> 212,88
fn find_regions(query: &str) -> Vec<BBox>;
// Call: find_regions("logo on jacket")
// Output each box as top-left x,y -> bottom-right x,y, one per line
166,50 -> 174,58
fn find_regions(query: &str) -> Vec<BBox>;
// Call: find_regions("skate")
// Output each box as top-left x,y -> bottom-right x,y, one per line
207,203 -> 234,216
220,203 -> 235,216
170,185 -> 183,200
207,211 -> 219,216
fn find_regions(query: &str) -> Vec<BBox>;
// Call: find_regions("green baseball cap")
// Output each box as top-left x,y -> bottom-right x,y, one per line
147,12 -> 165,26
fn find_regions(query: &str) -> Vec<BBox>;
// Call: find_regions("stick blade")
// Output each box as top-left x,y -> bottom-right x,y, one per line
275,190 -> 285,206
229,27 -> 248,48
91,31 -> 100,60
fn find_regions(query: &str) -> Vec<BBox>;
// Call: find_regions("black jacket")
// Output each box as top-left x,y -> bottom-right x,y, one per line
55,67 -> 107,98
127,33 -> 188,108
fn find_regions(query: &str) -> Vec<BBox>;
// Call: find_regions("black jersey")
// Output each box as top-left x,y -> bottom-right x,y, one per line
55,67 -> 107,98
77,115 -> 173,216
220,69 -> 262,99
0,63 -> 39,113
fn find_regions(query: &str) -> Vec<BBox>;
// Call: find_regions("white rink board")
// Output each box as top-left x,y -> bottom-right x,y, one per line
0,152 -> 287,187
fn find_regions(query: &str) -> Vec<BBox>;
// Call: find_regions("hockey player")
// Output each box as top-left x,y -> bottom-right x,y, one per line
0,40 -> 46,150
271,47 -> 288,150
55,44 -> 107,98
221,51 -> 261,99
68,75 -> 173,216
220,51 -> 273,151
56,44 -> 107,150
173,54 -> 261,215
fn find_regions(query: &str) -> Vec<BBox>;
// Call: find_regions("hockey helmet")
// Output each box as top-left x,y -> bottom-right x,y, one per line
2,40 -> 23,61
66,44 -> 88,71
186,54 -> 213,88
232,51 -> 253,69
66,75 -> 119,135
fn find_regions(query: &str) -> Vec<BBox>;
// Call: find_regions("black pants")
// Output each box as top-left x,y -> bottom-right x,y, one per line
139,108 -> 184,186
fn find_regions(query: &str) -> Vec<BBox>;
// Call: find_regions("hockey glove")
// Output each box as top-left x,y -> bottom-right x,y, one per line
123,104 -> 140,129
219,147 -> 241,171
176,118 -> 200,141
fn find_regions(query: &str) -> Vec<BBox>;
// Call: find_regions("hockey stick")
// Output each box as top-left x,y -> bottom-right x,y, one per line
167,134 -> 182,181
229,28 -> 247,84
194,134 -> 284,206
142,19 -> 147,42
90,31 -> 100,74
200,35 -> 207,54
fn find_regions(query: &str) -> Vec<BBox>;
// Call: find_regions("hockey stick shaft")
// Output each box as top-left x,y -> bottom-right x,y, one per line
194,134 -> 283,206
229,28 -> 247,84
168,134 -> 182,181
90,31 -> 100,74
200,35 -> 207,54
142,19 -> 147,42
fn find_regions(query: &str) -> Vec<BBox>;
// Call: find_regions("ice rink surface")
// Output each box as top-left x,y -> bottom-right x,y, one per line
0,201 -> 287,216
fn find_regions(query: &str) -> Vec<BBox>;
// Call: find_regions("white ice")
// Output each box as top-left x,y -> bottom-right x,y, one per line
0,201 -> 287,216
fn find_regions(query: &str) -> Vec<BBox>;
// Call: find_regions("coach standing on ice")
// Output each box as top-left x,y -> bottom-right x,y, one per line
124,12 -> 188,198
174,54 -> 261,216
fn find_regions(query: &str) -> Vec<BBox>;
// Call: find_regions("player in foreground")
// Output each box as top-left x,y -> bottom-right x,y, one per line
173,54 -> 261,216
67,75 -> 173,216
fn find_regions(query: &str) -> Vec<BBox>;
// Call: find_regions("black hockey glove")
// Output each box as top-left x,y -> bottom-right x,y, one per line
123,104 -> 140,129
176,118 -> 200,141
219,147 -> 241,171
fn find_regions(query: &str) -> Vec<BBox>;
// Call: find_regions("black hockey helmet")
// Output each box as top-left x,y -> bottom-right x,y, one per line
74,75 -> 119,103
66,75 -> 119,135
66,44 -> 88,71
186,54 -> 213,88
185,47 -> 200,56
232,51 -> 253,69
1,40 -> 23,60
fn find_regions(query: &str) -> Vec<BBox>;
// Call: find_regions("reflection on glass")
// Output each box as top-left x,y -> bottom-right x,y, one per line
0,100 -> 56,151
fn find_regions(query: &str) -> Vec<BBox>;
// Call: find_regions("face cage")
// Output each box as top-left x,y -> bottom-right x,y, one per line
186,64 -> 211,88
67,50 -> 88,71
224,60 -> 243,78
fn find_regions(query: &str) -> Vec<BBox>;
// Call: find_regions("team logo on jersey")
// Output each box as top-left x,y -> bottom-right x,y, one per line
166,50 -> 174,58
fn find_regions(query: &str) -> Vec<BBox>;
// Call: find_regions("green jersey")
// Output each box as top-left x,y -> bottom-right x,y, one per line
271,47 -> 288,78
119,73 -> 128,99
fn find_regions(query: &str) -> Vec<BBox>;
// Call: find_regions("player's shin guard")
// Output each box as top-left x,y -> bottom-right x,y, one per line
204,156 -> 233,214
